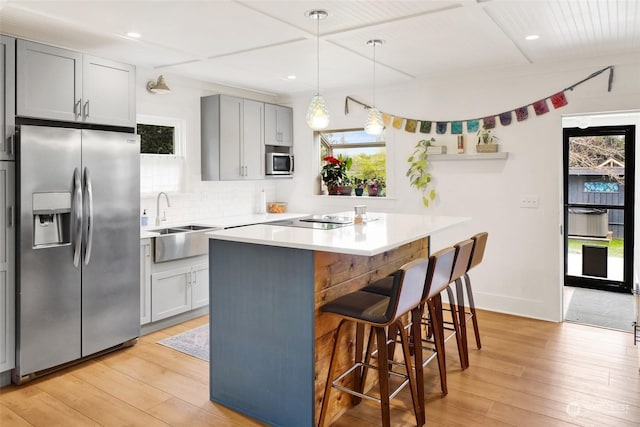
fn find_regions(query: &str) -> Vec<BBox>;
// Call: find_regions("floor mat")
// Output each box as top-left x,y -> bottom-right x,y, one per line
157,324 -> 209,361
564,287 -> 635,332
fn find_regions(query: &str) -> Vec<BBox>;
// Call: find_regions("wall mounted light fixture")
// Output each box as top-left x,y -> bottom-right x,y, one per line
305,9 -> 330,130
364,39 -> 385,136
147,75 -> 171,94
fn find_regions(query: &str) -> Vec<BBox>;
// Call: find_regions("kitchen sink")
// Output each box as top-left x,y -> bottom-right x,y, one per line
150,224 -> 219,263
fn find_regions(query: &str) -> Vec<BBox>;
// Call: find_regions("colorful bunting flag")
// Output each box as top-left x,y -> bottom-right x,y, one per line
550,92 -> 568,109
482,116 -> 496,129
405,119 -> 417,133
451,121 -> 462,134
499,111 -> 512,126
533,99 -> 549,115
466,120 -> 479,133
419,121 -> 432,133
392,116 -> 404,129
515,106 -> 528,122
382,113 -> 392,126
436,122 -> 448,134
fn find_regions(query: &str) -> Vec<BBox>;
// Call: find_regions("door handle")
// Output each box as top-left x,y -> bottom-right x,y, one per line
73,168 -> 83,267
83,167 -> 94,265
6,134 -> 14,156
7,206 -> 14,228
83,100 -> 90,119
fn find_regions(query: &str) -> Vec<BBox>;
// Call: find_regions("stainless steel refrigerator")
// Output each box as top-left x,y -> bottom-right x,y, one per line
13,124 -> 140,382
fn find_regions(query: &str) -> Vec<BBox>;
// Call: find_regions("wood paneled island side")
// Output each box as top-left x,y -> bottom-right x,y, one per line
207,213 -> 469,426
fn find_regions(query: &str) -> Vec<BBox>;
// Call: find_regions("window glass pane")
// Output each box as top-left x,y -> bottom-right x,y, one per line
138,123 -> 175,154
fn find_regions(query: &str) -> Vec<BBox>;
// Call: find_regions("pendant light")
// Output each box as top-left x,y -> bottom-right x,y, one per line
306,9 -> 330,130
364,39 -> 385,136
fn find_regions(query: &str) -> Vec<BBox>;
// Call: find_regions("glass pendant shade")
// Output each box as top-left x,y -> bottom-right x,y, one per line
306,94 -> 330,130
364,107 -> 384,136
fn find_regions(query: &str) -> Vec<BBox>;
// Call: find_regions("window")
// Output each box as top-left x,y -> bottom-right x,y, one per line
137,115 -> 186,193
319,129 -> 387,196
137,115 -> 185,156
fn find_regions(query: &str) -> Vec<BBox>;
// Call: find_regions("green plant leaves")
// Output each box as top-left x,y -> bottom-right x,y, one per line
407,138 -> 437,208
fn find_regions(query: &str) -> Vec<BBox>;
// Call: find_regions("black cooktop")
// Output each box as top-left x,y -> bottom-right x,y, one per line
266,215 -> 353,230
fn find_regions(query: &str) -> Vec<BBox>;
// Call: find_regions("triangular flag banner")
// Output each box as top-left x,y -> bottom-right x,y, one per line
419,121 -> 432,133
482,116 -> 496,129
499,111 -> 512,126
550,92 -> 568,109
344,66 -> 611,135
515,106 -> 528,122
392,116 -> 404,129
466,119 -> 479,133
533,99 -> 549,115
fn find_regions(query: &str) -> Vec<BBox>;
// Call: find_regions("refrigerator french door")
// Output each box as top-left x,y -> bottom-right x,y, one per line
14,124 -> 140,381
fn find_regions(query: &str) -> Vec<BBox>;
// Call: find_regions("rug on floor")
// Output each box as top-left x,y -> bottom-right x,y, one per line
564,287 -> 635,332
157,324 -> 209,361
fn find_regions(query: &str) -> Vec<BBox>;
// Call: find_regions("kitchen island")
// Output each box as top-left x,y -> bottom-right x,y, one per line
207,212 -> 469,426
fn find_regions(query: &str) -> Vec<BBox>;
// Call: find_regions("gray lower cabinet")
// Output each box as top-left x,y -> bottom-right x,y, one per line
1,35 -> 15,161
16,39 -> 135,127
140,239 -> 152,325
264,103 -> 292,147
0,161 -> 15,373
151,262 -> 208,322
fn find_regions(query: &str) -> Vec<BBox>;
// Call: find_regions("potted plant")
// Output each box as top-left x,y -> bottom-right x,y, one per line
339,175 -> 353,196
320,154 -> 352,195
352,177 -> 366,196
407,137 -> 436,207
476,126 -> 499,153
366,177 -> 385,197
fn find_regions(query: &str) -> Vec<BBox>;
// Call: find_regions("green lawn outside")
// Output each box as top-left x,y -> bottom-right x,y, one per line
567,238 -> 624,258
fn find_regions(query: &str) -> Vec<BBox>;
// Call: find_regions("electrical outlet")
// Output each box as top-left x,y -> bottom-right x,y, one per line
519,195 -> 539,208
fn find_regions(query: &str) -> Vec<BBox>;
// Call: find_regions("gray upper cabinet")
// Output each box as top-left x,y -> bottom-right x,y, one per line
16,40 -> 135,128
1,35 -> 16,161
202,94 -> 264,181
264,103 -> 292,147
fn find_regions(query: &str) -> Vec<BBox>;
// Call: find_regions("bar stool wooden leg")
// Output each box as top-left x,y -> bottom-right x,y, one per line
411,306 -> 426,425
445,285 -> 467,370
428,294 -> 448,396
464,272 -> 482,349
455,277 -> 470,368
374,327 -> 392,427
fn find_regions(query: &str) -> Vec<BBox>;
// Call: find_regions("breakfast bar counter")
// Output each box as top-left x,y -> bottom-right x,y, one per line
207,212 -> 469,426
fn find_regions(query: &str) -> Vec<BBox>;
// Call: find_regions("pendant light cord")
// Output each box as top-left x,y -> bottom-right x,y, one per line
316,14 -> 320,96
372,42 -> 376,108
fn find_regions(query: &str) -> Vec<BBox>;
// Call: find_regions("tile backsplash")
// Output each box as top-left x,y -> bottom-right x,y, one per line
141,180 -> 279,225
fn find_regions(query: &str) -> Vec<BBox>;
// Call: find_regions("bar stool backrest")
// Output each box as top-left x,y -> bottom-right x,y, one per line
390,258 -> 430,322
468,232 -> 488,271
450,239 -> 474,282
425,247 -> 456,300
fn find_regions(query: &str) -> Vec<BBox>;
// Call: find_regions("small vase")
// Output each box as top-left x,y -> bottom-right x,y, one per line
355,188 -> 364,196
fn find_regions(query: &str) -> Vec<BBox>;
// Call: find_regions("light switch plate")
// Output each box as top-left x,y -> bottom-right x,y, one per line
520,195 -> 539,208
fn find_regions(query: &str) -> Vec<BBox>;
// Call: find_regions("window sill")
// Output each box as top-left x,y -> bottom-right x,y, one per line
314,194 -> 396,201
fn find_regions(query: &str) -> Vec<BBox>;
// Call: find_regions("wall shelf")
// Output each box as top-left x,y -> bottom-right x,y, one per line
429,152 -> 508,161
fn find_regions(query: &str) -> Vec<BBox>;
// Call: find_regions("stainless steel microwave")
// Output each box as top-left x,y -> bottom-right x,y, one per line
266,152 -> 294,175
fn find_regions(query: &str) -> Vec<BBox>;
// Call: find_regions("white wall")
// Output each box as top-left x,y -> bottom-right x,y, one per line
280,56 -> 640,321
135,68 -> 282,225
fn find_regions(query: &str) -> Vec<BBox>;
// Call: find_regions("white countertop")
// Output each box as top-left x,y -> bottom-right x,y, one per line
140,212 -> 308,239
207,212 -> 470,256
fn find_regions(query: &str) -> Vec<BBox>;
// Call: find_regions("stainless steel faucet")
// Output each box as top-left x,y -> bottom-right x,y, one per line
155,192 -> 171,226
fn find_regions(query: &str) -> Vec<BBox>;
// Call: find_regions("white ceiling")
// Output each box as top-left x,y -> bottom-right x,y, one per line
0,0 -> 638,97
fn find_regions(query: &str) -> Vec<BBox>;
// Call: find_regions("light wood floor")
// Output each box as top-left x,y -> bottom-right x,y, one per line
1,310 -> 638,426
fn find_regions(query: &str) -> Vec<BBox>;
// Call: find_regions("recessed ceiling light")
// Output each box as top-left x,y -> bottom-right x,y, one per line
287,75 -> 297,80
127,32 -> 141,38
525,34 -> 539,41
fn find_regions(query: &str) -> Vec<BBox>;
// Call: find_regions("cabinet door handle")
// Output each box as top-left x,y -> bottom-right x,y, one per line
5,134 -> 15,156
7,206 -> 14,228
83,100 -> 90,118
74,99 -> 82,119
